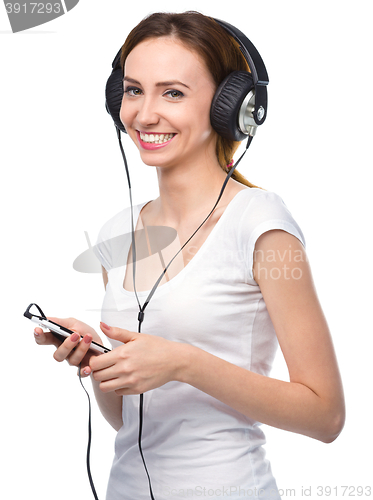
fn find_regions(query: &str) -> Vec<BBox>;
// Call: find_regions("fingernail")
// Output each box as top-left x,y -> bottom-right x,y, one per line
83,367 -> 91,376
34,330 -> 40,337
71,333 -> 80,342
84,335 -> 92,344
100,322 -> 110,331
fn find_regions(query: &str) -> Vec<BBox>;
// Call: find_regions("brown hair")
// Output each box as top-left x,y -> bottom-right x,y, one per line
120,11 -> 257,188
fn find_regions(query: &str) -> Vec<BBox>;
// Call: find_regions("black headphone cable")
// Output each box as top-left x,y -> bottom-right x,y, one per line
79,362 -> 99,500
116,128 -> 253,500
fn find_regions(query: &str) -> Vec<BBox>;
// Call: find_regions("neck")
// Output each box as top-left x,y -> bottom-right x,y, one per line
153,156 -> 229,226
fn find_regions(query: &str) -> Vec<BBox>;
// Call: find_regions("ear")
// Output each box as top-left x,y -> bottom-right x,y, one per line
210,71 -> 254,141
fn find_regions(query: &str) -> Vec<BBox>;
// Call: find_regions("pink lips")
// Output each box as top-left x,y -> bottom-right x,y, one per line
136,131 -> 176,150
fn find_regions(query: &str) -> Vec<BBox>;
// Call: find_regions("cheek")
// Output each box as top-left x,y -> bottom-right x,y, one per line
196,94 -> 214,130
192,102 -> 214,141
119,106 -> 127,129
119,98 -> 133,131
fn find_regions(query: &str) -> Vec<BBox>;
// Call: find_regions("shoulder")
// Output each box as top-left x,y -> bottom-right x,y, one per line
232,189 -> 305,283
234,188 -> 305,245
235,188 -> 296,219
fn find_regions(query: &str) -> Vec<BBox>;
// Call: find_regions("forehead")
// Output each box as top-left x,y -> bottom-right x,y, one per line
124,37 -> 214,86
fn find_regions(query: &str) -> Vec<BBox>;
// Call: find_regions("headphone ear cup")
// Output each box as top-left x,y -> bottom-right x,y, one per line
105,65 -> 126,133
210,71 -> 254,142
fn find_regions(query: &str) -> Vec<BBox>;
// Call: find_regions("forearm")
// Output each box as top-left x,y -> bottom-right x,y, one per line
90,376 -> 123,432
177,343 -> 344,443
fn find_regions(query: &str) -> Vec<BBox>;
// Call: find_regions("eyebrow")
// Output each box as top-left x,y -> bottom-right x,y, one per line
123,76 -> 190,90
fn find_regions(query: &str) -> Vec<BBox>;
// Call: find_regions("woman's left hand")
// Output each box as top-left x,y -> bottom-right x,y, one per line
89,323 -> 185,395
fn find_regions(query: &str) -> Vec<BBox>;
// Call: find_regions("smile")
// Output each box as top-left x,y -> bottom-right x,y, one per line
137,131 -> 176,150
140,132 -> 176,144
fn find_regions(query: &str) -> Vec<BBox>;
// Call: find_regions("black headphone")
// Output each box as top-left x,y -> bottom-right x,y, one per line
105,18 -> 269,142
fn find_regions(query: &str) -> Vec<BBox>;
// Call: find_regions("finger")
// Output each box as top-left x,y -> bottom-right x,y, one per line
89,349 -> 117,372
68,334 -> 93,367
34,328 -> 61,348
34,327 -> 44,341
53,333 -> 81,363
100,323 -> 136,344
91,364 -> 118,383
78,365 -> 92,378
99,377 -> 124,394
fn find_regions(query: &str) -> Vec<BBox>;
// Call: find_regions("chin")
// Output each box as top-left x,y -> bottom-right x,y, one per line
137,155 -> 164,169
138,150 -> 175,168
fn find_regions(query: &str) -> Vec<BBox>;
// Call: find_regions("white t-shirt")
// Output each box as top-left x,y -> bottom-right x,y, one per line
94,188 -> 305,500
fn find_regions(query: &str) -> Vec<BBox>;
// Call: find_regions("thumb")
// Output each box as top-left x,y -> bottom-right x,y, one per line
100,322 -> 138,343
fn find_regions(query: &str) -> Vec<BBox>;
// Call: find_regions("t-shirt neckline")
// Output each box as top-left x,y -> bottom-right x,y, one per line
120,188 -> 250,297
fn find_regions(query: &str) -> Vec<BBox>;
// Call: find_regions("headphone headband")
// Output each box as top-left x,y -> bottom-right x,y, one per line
213,18 -> 269,86
105,15 -> 269,140
212,18 -> 269,129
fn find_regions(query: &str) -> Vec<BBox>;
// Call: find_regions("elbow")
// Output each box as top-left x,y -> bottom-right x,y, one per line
319,406 -> 346,444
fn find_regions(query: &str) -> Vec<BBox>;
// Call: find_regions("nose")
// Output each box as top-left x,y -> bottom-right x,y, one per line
136,95 -> 160,128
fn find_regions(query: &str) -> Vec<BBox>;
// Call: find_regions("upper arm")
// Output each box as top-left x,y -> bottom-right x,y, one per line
253,230 -> 345,417
102,266 -> 108,290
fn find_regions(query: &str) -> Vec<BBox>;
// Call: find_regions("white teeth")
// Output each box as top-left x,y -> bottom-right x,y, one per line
140,132 -> 175,144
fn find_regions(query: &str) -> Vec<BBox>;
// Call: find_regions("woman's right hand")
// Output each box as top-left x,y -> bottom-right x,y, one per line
34,317 -> 104,378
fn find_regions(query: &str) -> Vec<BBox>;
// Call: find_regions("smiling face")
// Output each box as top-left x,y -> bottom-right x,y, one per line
120,37 -> 219,170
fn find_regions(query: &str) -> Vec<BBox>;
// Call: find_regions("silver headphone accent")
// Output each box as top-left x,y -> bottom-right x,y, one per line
238,90 -> 261,137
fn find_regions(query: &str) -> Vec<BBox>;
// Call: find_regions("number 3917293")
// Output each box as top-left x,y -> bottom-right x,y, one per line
317,486 -> 371,496
5,3 -> 62,14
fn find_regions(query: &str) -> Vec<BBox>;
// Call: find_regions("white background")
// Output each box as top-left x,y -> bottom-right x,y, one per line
1,1 -> 372,499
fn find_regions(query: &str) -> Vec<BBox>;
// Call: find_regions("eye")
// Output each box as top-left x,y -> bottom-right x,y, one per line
164,89 -> 184,100
124,86 -> 143,97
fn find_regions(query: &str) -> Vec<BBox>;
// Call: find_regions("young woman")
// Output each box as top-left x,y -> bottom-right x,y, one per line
34,11 -> 345,500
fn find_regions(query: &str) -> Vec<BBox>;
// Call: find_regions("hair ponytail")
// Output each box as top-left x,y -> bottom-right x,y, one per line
216,136 -> 259,188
